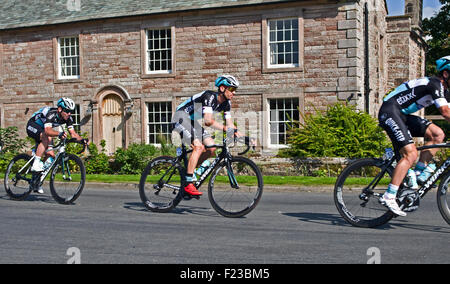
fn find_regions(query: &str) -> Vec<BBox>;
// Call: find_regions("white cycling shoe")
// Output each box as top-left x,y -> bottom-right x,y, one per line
31,161 -> 44,172
379,195 -> 407,217
34,187 -> 44,194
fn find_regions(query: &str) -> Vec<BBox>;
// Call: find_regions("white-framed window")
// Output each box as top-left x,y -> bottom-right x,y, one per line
146,28 -> 173,74
72,104 -> 81,133
147,101 -> 173,144
268,18 -> 299,68
58,36 -> 80,79
269,98 -> 299,146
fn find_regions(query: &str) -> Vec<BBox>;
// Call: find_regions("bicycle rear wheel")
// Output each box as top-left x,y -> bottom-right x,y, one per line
139,156 -> 184,213
208,156 -> 263,218
334,158 -> 394,228
437,171 -> 450,225
49,153 -> 86,204
4,154 -> 33,201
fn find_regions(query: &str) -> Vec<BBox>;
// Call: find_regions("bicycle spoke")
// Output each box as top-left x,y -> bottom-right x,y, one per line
334,158 -> 393,228
209,157 -> 263,218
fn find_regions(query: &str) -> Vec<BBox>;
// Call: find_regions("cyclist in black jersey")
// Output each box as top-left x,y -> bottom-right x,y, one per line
378,56 -> 450,216
26,98 -> 86,180
172,75 -> 242,196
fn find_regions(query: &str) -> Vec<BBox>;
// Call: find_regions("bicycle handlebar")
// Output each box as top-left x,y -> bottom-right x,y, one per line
204,136 -> 255,155
53,137 -> 89,154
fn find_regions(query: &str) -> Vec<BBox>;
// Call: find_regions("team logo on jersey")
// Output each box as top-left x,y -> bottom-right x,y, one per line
396,92 -> 416,105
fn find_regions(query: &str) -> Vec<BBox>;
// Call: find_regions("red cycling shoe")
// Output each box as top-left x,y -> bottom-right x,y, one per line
184,183 -> 203,196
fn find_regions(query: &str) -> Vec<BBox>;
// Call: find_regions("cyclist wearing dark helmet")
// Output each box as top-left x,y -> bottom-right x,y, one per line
172,75 -> 242,196
26,97 -> 86,192
378,56 -> 450,216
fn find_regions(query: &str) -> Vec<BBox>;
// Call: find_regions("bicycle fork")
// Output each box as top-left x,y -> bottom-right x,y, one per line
226,158 -> 239,189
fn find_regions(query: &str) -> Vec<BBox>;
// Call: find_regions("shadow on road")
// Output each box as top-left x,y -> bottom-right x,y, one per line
0,193 -> 72,205
283,211 -> 450,233
123,202 -> 223,218
282,212 -> 353,227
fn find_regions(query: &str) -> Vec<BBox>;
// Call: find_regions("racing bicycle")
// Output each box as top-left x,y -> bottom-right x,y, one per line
4,137 -> 87,204
334,143 -> 450,228
139,136 -> 263,218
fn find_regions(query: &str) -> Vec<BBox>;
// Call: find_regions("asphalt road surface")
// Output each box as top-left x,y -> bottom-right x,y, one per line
0,184 -> 448,264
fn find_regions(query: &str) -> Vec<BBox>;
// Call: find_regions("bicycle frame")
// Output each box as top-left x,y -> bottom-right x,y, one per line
367,143 -> 450,200
178,143 -> 236,190
158,138 -> 249,193
18,138 -> 84,189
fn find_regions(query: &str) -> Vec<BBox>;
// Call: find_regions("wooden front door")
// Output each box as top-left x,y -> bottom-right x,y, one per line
102,94 -> 124,155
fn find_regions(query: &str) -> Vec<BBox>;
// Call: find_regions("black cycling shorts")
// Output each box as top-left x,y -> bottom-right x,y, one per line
172,119 -> 211,145
378,103 -> 432,150
26,119 -> 43,144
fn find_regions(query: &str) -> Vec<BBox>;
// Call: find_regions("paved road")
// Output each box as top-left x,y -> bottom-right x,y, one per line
0,185 -> 448,264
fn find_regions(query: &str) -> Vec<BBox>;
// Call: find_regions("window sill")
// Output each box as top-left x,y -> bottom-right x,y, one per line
54,78 -> 82,84
141,72 -> 176,79
262,66 -> 303,73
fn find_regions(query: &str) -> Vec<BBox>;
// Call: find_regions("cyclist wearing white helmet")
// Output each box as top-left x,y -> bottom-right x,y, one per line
172,75 -> 242,196
377,56 -> 450,216
26,97 -> 86,192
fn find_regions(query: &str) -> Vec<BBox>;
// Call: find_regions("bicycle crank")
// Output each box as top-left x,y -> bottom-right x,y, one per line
398,188 -> 420,213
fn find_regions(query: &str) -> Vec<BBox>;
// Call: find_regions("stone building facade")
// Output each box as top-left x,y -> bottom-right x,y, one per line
0,0 -> 426,154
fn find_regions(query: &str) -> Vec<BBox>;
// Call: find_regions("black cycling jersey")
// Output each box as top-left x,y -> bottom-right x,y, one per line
175,90 -> 231,121
30,107 -> 74,129
172,90 -> 231,144
383,76 -> 448,114
379,77 -> 449,150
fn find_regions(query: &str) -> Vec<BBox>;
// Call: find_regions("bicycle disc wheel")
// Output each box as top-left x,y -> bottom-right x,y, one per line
49,153 -> 86,204
139,156 -> 184,213
334,158 -> 394,228
4,154 -> 33,201
437,171 -> 450,225
208,156 -> 263,218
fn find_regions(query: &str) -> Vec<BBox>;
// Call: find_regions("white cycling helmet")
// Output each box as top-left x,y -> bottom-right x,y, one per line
215,75 -> 240,88
57,97 -> 76,111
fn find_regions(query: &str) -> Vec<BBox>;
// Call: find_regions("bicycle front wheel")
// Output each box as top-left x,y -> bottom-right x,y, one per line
4,154 -> 33,201
139,156 -> 184,213
437,171 -> 450,225
208,156 -> 263,218
49,153 -> 86,204
334,158 -> 394,228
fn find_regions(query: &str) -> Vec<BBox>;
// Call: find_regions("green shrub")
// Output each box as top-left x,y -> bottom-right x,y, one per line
84,140 -> 111,174
0,126 -> 29,154
111,143 -> 158,174
282,103 -> 390,158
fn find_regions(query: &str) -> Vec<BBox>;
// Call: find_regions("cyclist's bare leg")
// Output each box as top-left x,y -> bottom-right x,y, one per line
187,139 -> 205,175
196,137 -> 216,167
35,132 -> 52,157
418,123 -> 445,164
391,143 -> 418,187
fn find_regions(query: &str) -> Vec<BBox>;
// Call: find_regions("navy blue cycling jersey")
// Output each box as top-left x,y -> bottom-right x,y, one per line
383,76 -> 448,114
30,107 -> 74,129
175,90 -> 231,121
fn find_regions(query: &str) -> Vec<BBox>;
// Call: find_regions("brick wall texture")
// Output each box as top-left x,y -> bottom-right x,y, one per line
0,0 -> 425,151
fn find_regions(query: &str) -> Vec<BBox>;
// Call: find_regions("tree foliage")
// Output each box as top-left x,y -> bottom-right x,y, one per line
422,0 -> 450,75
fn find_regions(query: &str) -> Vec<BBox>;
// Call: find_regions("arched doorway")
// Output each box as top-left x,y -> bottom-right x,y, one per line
91,85 -> 133,156
102,94 -> 124,155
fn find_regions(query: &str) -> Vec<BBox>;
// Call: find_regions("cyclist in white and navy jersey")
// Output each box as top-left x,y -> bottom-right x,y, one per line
26,98 -> 86,192
172,75 -> 242,197
378,56 -> 450,216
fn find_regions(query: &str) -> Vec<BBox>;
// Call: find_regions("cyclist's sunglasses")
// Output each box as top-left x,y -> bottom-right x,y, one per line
62,108 -> 73,114
227,86 -> 237,92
